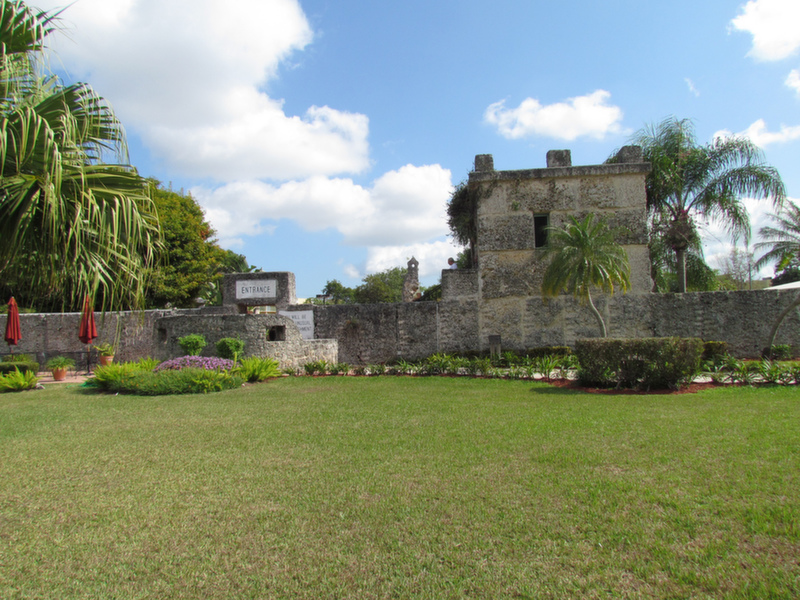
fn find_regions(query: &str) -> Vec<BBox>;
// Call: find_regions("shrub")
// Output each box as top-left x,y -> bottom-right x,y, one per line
46,356 -> 75,370
534,355 -> 561,381
155,356 -> 234,372
131,357 -> 161,371
763,344 -> 792,360
0,368 -> 39,392
525,346 -> 572,359
2,354 -> 34,363
702,341 -> 729,364
177,334 -> 207,356
575,337 -> 704,390
304,360 -> 329,376
92,361 -> 242,395
469,357 -> 493,377
368,363 -> 386,376
236,357 -> 280,382
328,362 -> 350,376
216,337 -> 245,360
757,359 -> 794,385
0,360 -> 38,375
92,362 -> 149,393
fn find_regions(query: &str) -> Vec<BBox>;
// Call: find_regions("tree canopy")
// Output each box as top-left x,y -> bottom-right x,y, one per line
0,0 -> 162,310
144,182 -> 229,309
318,266 -> 417,305
630,117 -> 785,293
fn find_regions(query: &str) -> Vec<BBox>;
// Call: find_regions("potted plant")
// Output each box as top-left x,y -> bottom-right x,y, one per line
45,356 -> 75,381
93,342 -> 116,366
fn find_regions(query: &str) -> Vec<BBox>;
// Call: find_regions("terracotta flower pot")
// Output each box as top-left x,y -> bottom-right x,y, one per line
98,355 -> 114,366
52,367 -> 68,381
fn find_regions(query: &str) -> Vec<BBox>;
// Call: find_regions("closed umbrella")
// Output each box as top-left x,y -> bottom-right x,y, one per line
4,297 -> 21,354
79,295 -> 98,373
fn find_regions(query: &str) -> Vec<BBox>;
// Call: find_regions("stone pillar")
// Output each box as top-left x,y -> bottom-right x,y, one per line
546,149 -> 572,167
474,154 -> 494,172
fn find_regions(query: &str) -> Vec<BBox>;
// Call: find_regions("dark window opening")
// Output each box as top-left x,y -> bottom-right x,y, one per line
534,214 -> 549,248
267,326 -> 286,341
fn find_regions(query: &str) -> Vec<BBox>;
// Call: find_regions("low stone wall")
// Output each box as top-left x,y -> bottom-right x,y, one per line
307,288 -> 800,363
154,313 -> 337,369
0,308 -> 337,370
3,288 -> 798,369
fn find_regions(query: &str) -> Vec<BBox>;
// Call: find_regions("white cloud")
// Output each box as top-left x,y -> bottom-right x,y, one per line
715,119 -> 800,147
685,78 -> 700,97
38,0 -> 369,181
484,90 -> 626,141
786,69 -> 800,95
192,164 -> 454,249
362,240 -> 463,280
731,0 -> 800,61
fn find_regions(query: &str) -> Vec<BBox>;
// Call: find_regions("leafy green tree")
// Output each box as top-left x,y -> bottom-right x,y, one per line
0,1 -> 161,310
753,201 -> 800,349
446,180 -> 477,268
353,267 -> 407,304
322,279 -> 355,304
144,182 -> 227,308
202,248 -> 258,306
541,214 -> 631,338
630,117 -> 785,293
754,201 -> 800,277
648,213 -> 719,292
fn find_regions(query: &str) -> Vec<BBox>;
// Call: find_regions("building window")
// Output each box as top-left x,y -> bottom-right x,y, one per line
534,214 -> 549,248
267,326 -> 286,341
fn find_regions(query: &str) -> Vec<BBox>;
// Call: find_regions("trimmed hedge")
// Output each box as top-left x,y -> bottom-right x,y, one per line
0,361 -> 39,375
575,337 -> 704,390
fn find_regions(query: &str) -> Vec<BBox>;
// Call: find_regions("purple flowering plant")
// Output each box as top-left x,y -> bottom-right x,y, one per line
154,355 -> 235,372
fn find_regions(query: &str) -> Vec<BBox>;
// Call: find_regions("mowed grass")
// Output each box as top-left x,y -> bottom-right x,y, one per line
0,378 -> 798,599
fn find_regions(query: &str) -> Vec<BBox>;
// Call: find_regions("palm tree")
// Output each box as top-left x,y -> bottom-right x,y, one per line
754,201 -> 800,352
754,201 -> 800,274
0,0 -> 161,310
540,214 -> 631,338
632,117 -> 785,293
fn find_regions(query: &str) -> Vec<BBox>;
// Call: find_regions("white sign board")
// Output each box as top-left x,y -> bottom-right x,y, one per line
280,310 -> 314,340
236,279 -> 277,300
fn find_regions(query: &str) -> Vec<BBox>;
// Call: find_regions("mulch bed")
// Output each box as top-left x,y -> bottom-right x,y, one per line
546,378 -> 726,395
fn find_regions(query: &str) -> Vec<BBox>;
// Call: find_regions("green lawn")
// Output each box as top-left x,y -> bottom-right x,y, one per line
1,377 -> 798,599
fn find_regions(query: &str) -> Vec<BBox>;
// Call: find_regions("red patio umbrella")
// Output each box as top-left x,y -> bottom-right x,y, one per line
4,297 -> 21,354
79,295 -> 98,373
78,295 -> 98,344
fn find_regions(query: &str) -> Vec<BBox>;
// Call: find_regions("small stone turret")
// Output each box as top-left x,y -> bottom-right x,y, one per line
403,257 -> 420,302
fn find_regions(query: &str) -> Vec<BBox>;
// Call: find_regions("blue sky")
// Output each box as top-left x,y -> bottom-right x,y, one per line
36,0 -> 800,298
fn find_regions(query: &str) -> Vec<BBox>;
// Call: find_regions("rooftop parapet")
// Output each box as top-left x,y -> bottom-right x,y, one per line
469,146 -> 649,183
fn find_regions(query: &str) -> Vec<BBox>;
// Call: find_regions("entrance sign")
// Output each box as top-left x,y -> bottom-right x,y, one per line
237,279 -> 277,300
280,310 -> 314,340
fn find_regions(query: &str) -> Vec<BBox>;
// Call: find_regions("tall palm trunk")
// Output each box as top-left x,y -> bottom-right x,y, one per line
587,292 -> 608,338
675,248 -> 687,294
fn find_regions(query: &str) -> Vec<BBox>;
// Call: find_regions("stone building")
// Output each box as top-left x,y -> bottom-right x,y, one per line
5,148 -> 800,367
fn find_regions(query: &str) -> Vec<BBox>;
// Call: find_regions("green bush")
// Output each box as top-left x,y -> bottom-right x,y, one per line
235,357 -> 280,382
92,363 -> 241,395
216,337 -> 245,360
45,356 -> 75,370
763,344 -> 792,360
0,368 -> 39,392
0,360 -> 38,375
702,341 -> 729,364
575,337 -> 704,390
2,354 -> 34,363
304,360 -> 329,375
328,362 -> 350,376
178,334 -> 207,356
